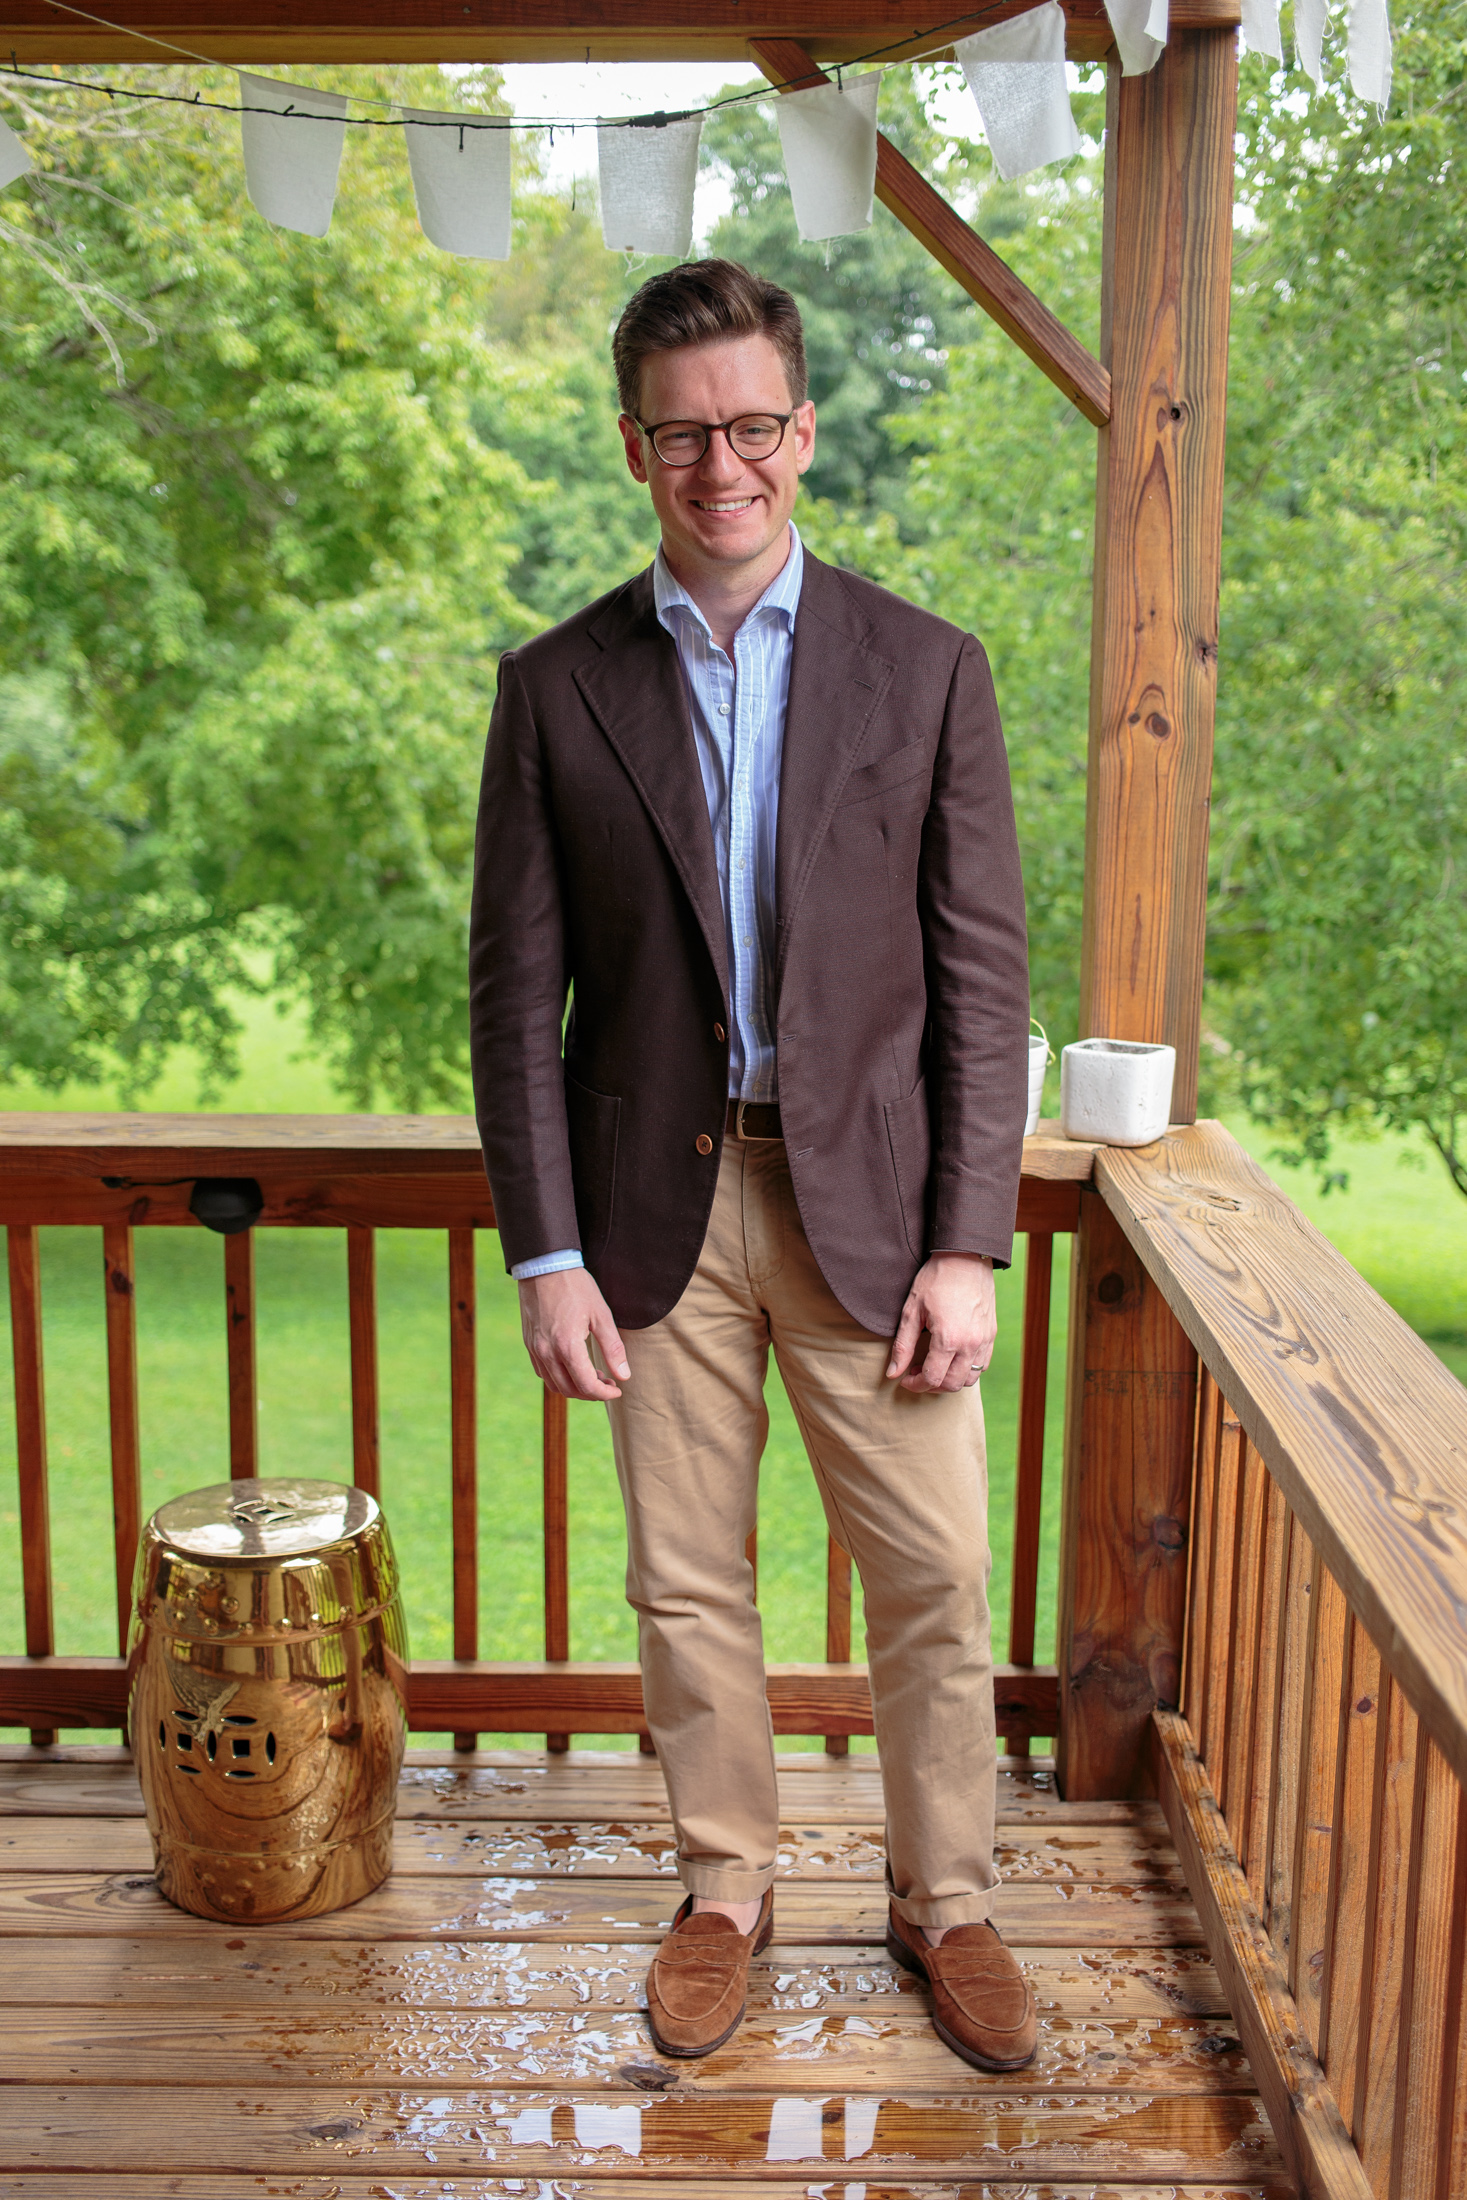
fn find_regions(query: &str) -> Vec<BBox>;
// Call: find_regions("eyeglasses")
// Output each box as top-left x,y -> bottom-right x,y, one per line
634,413 -> 793,467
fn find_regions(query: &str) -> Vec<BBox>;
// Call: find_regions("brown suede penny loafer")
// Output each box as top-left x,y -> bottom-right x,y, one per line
886,1903 -> 1038,2072
646,1888 -> 775,2058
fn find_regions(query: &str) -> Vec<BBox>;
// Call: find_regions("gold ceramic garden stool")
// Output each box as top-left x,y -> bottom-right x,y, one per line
128,1477 -> 408,1924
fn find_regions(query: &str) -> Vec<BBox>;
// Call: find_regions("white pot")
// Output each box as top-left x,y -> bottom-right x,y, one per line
1060,1038 -> 1176,1146
1025,1034 -> 1049,1136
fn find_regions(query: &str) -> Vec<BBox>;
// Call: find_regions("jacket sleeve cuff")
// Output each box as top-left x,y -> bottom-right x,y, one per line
510,1249 -> 585,1281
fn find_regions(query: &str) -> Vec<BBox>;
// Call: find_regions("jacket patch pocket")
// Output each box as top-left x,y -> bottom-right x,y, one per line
565,1073 -> 621,1269
884,1075 -> 931,1263
836,740 -> 931,808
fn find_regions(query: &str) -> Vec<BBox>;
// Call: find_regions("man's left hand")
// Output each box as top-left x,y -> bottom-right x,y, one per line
886,1251 -> 997,1393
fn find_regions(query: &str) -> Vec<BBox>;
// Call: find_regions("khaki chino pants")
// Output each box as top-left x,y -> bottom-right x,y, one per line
604,1134 -> 999,1929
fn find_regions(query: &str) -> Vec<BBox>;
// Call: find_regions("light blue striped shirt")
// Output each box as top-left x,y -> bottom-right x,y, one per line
513,524 -> 803,1282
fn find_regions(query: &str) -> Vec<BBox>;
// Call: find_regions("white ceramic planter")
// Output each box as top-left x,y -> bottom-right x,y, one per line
1060,1038 -> 1176,1146
1025,1034 -> 1049,1136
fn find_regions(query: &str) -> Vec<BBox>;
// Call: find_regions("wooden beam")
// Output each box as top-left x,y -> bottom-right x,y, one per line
101,1224 -> 143,1655
1095,1119 -> 1467,1802
1055,1185 -> 1197,1799
0,1654 -> 1060,1735
1153,1705 -> 1374,2200
750,37 -> 1110,427
0,0 -> 1242,66
1078,32 -> 1238,1122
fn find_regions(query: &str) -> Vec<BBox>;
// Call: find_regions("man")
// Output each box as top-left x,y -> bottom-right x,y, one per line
469,259 -> 1035,2073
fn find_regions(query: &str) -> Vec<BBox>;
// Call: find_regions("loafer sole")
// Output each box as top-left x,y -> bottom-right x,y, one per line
648,1905 -> 776,2060
885,1922 -> 1038,2074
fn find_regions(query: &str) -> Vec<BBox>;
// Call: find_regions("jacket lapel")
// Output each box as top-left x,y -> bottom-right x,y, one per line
775,553 -> 896,978
574,572 -> 729,1008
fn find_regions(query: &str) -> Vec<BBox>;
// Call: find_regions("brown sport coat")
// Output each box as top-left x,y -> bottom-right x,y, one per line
469,548 -> 1030,1336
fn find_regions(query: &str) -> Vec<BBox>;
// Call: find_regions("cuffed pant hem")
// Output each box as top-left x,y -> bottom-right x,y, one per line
678,1864 -> 777,1901
889,1893 -> 999,1930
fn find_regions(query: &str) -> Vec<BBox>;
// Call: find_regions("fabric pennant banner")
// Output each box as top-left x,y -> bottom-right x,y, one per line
598,110 -> 702,255
1346,0 -> 1392,104
238,72 -> 348,238
400,107 -> 512,259
1102,0 -> 1169,74
0,114 -> 33,191
955,2 -> 1080,182
1293,0 -> 1331,81
1239,0 -> 1284,61
774,71 -> 881,243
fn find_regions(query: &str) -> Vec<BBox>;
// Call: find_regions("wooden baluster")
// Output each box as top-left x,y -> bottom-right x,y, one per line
1217,1433 -> 1266,1826
346,1225 -> 380,1500
8,1226 -> 55,1748
1182,1365 -> 1223,1736
1290,1553 -> 1349,2050
102,1224 -> 142,1655
1264,1509 -> 1313,1959
1354,1673 -> 1419,2181
1198,1410 -> 1243,1782
1391,1737 -> 1465,2200
224,1232 -> 257,1479
1239,1473 -> 1290,1899
1007,1231 -> 1052,1759
825,1537 -> 852,1758
448,1230 -> 478,1754
543,1385 -> 570,1755
1317,1610 -> 1383,2115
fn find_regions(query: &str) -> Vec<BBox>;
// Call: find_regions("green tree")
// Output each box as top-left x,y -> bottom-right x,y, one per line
1,64 -> 536,1103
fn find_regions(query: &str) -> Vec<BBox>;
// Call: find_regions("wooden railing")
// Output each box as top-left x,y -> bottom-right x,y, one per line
0,1112 -> 1093,1753
1079,1122 -> 1467,2200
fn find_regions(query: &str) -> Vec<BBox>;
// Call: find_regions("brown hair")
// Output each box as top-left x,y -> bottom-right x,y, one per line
612,258 -> 808,417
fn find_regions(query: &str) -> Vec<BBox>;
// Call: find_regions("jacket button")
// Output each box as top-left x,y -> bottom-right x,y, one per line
713,1022 -> 726,1043
695,1134 -> 714,1155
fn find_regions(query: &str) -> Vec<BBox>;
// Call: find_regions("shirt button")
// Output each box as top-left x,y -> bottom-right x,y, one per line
713,1023 -> 726,1043
718,704 -> 731,716
696,1134 -> 714,1156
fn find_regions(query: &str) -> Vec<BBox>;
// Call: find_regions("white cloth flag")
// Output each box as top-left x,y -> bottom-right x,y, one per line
1346,0 -> 1392,105
400,107 -> 512,259
0,114 -> 33,190
598,111 -> 702,255
1103,0 -> 1169,74
238,73 -> 348,238
774,71 -> 881,243
1293,0 -> 1331,81
1240,0 -> 1284,61
955,3 -> 1080,182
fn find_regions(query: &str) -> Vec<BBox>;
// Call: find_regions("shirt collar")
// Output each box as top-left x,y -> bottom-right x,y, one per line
653,522 -> 804,642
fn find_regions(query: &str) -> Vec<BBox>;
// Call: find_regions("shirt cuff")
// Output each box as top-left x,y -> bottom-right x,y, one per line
511,1249 -> 584,1281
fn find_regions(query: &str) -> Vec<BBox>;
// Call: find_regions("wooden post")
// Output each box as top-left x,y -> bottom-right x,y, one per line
1056,1189 -> 1197,1798
8,1226 -> 55,1747
1080,31 -> 1238,1123
346,1225 -> 380,1500
1058,26 -> 1237,1799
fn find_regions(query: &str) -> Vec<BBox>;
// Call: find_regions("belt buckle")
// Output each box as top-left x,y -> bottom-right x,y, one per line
735,1100 -> 752,1142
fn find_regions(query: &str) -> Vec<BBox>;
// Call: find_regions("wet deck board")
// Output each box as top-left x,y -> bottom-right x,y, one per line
0,2185 -> 1294,2200
0,1746 -> 1160,1826
0,1815 -> 1183,1883
0,1748 -> 1283,2190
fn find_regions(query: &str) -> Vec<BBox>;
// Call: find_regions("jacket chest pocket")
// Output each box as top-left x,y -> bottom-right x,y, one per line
835,740 -> 931,809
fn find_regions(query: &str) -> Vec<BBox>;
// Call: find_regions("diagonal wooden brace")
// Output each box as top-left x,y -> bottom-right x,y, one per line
749,37 -> 1110,427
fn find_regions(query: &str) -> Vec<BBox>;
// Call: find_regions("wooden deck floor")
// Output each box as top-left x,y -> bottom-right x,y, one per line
0,1744 -> 1290,2197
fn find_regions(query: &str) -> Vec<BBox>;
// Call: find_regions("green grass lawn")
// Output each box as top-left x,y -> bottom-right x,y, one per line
2,996 -> 1463,1747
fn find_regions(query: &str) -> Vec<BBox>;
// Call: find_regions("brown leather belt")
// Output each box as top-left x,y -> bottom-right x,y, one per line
726,1098 -> 783,1141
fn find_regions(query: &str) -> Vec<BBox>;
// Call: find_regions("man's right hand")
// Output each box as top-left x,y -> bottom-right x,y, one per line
518,1267 -> 632,1400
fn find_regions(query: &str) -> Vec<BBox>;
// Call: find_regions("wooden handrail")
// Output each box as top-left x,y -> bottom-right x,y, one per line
0,1112 -> 1090,1745
1094,1120 -> 1467,1791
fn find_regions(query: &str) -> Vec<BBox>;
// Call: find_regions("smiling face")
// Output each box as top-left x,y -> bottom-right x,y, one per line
618,332 -> 816,588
